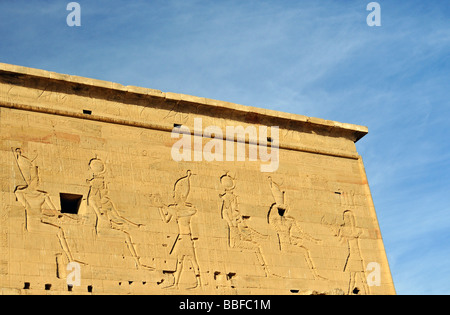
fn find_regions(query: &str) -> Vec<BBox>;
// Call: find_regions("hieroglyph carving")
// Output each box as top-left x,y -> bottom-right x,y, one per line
219,173 -> 270,277
86,157 -> 153,270
267,176 -> 325,280
152,171 -> 202,289
322,210 -> 370,294
336,189 -> 356,208
12,148 -> 84,267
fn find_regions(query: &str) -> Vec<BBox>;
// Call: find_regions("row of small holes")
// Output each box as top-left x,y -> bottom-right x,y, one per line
82,115 -> 274,142
23,282 -> 92,293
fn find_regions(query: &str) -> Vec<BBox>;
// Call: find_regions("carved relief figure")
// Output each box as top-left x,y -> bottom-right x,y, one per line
86,157 -> 152,270
324,210 -> 369,295
12,148 -> 81,264
219,172 -> 270,277
267,176 -> 325,280
153,170 -> 202,289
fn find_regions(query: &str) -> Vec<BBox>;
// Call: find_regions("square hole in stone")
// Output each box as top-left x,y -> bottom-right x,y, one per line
60,193 -> 83,214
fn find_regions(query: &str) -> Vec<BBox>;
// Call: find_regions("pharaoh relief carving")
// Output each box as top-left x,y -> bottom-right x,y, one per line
219,172 -> 270,277
86,157 -> 154,271
322,210 -> 369,295
11,148 -> 82,265
151,170 -> 202,289
267,176 -> 325,280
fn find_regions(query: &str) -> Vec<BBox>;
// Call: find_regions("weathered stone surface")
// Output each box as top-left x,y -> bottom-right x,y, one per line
0,63 -> 395,295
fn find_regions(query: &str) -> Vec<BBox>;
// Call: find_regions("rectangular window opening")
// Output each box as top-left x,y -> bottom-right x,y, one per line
83,110 -> 92,115
60,193 -> 83,214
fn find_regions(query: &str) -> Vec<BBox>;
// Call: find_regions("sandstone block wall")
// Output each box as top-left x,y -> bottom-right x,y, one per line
0,63 -> 395,295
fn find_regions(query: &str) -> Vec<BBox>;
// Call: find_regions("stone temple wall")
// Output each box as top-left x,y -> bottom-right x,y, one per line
0,63 -> 395,295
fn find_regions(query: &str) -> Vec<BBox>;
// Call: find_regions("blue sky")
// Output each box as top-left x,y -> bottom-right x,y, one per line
1,0 -> 449,295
